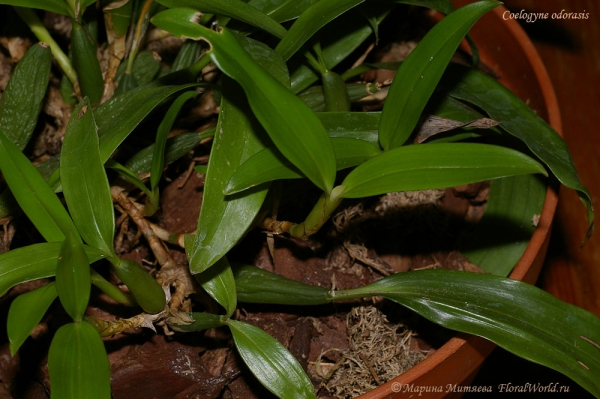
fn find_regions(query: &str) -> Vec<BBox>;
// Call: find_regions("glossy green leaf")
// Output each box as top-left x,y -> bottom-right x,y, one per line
172,40 -> 203,72
106,159 -> 152,198
290,4 -> 391,93
61,99 -> 115,256
167,312 -> 225,332
461,175 -> 546,276
71,21 -> 103,105
225,138 -> 381,194
154,0 -> 287,38
151,91 -> 197,191
8,282 -> 57,355
322,71 -> 351,112
335,270 -> 600,398
112,258 -> 166,314
116,50 -> 162,90
0,42 -> 52,150
0,242 -> 105,296
48,322 -> 111,399
183,35 -> 291,273
0,128 -> 76,242
194,257 -> 237,317
124,131 -> 203,175
339,143 -> 547,199
96,83 -> 201,163
298,82 -> 382,111
55,232 -> 91,322
233,263 -> 330,305
444,64 -> 594,241
152,11 -> 336,193
275,0 -> 365,61
378,0 -> 499,150
104,0 -> 133,37
227,319 -> 316,399
248,0 -> 312,23
186,77 -> 269,273
318,112 -> 379,144
8,2 -> 72,16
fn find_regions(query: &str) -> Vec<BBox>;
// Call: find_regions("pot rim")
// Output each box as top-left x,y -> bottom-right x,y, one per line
358,2 -> 561,398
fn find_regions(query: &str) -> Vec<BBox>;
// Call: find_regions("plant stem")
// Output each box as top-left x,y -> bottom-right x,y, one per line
127,0 -> 153,75
288,187 -> 345,239
14,7 -> 79,88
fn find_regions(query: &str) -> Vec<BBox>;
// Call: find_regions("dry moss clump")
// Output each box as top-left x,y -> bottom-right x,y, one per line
314,306 -> 427,398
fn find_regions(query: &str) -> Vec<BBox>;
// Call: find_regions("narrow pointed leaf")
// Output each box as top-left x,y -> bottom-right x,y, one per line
0,128 -> 76,242
96,83 -> 201,163
61,99 -> 115,256
71,21 -> 103,105
336,270 -> 600,398
106,159 -> 153,198
275,0 -> 365,61
378,0 -> 499,150
444,64 -> 594,241
227,319 -> 316,399
152,10 -> 336,193
290,4 -> 391,93
187,78 -> 269,273
8,282 -> 57,355
154,0 -> 287,39
340,143 -> 547,199
233,263 -> 330,305
48,322 -> 111,399
0,242 -> 105,296
151,91 -> 197,190
55,232 -> 91,321
248,0 -> 312,23
194,257 -> 237,317
9,1 -> 72,16
318,112 -> 380,144
0,42 -> 52,150
167,312 -> 225,332
226,138 -> 381,194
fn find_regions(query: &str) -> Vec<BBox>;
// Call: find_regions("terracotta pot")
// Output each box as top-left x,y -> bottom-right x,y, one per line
357,2 -> 561,399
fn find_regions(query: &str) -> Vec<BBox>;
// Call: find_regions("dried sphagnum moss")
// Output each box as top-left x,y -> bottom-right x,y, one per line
314,306 -> 427,398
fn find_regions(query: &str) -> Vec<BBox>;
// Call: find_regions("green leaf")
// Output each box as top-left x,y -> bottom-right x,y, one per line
104,0 -> 133,37
152,11 -> 337,193
151,91 -> 198,191
318,112 -> 380,144
96,83 -> 201,163
194,257 -> 237,317
71,21 -> 104,105
0,42 -> 52,150
48,322 -> 111,399
0,242 -> 105,296
112,258 -> 166,314
154,0 -> 287,38
8,2 -> 72,16
248,0 -> 312,23
444,64 -> 594,241
290,3 -> 391,93
275,0 -> 366,61
339,143 -> 547,199
378,0 -> 499,150
172,40 -> 203,72
55,232 -> 91,321
167,312 -> 225,332
322,71 -> 351,112
233,263 -> 329,305
116,50 -> 162,90
335,270 -> 600,398
461,175 -> 546,276
225,138 -> 381,195
124,131 -> 203,175
298,81 -> 383,111
186,77 -> 269,273
227,319 -> 316,399
61,99 -> 115,256
106,159 -> 153,198
0,128 -> 76,242
8,282 -> 57,356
